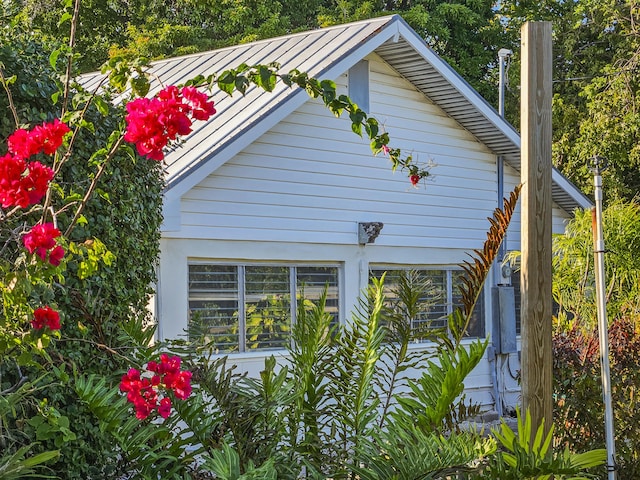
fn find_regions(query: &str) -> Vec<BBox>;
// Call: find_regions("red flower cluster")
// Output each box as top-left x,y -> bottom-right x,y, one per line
8,119 -> 70,159
120,354 -> 193,420
31,305 -> 61,330
0,120 -> 68,209
22,223 -> 65,266
124,85 -> 216,161
410,174 -> 420,187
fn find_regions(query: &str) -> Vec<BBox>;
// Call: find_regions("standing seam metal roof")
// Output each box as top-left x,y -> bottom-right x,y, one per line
79,14 -> 592,213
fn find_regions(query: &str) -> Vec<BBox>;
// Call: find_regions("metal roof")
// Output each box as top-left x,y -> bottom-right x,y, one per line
79,15 -> 592,213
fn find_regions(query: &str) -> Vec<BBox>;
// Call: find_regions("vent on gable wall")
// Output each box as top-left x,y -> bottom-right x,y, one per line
348,60 -> 370,113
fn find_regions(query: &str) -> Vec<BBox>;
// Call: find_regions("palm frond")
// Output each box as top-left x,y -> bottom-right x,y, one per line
393,336 -> 487,431
451,185 -> 521,344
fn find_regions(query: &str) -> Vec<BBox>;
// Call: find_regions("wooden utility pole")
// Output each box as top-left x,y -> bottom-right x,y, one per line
520,21 -> 553,436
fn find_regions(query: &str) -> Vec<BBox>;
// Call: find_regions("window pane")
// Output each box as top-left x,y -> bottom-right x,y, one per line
452,271 -> 485,338
370,269 -> 447,334
188,265 -> 239,352
245,266 -> 291,351
417,270 -> 448,330
297,266 -> 339,324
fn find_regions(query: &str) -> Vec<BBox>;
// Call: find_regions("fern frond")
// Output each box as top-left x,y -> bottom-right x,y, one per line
326,278 -> 386,471
354,422 -> 495,479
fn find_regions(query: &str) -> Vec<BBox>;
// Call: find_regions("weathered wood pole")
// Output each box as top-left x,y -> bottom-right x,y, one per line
520,21 -> 553,436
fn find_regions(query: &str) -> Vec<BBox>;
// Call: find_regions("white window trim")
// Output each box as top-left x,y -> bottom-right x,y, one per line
188,261 -> 342,353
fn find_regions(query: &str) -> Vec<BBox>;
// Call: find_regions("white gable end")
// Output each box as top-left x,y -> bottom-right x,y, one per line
171,54 -> 500,252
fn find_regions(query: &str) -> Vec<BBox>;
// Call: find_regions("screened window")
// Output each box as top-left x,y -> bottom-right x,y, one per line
188,264 -> 339,352
370,267 -> 485,339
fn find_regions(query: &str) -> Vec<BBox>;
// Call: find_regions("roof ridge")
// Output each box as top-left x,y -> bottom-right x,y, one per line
149,15 -> 398,68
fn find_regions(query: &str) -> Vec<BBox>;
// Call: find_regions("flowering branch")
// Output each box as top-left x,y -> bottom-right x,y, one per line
184,63 -> 432,186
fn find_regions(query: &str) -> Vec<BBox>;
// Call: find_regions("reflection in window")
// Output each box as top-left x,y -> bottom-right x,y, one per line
370,267 -> 485,340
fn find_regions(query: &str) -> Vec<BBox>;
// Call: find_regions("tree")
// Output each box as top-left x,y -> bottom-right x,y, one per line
499,0 -> 640,203
317,0 -> 507,104
0,21 -> 165,477
553,201 -> 640,329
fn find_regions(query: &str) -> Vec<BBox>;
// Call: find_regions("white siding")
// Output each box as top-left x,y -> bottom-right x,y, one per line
175,54 -> 498,251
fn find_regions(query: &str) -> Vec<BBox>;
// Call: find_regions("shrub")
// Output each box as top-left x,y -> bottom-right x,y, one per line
553,316 -> 640,479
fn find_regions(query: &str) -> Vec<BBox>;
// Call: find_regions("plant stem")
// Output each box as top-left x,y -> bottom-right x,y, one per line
61,0 -> 82,118
0,67 -> 21,129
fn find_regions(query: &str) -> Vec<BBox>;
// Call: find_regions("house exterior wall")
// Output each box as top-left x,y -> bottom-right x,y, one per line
156,54 -> 569,411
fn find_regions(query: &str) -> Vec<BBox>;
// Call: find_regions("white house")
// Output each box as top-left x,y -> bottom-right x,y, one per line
85,15 -> 591,412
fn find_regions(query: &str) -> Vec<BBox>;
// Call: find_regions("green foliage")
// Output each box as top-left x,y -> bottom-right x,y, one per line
499,0 -> 640,203
0,445 -> 59,480
324,278 -> 387,474
0,380 -> 60,479
0,19 -> 163,479
553,200 -> 640,329
394,337 -> 487,431
479,408 -> 606,479
354,424 -> 495,480
203,443 -> 278,480
553,318 -> 640,479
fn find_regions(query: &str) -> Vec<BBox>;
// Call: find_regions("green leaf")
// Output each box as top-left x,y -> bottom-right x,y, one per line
49,49 -> 61,69
218,70 -> 236,96
94,96 -> 110,116
57,12 -> 72,28
258,65 -> 276,92
130,76 -> 150,97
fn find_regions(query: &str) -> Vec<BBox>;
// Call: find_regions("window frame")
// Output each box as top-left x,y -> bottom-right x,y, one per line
369,265 -> 486,340
188,261 -> 341,353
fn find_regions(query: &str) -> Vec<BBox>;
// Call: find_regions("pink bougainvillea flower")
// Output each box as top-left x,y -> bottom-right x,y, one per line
0,155 -> 54,209
172,371 -> 193,400
410,174 -> 420,187
22,161 -> 55,205
7,129 -> 40,160
38,119 -> 71,155
7,120 -> 69,159
380,144 -> 390,155
181,86 -> 216,121
22,223 -> 63,265
120,353 -> 193,420
120,368 -> 141,393
158,397 -> 172,419
31,306 -> 61,330
124,86 -> 215,161
48,245 -> 65,266
0,153 -> 27,208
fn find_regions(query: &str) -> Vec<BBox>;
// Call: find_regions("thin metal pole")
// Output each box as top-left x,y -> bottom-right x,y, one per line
591,156 -> 617,479
497,48 -> 512,263
498,48 -> 512,118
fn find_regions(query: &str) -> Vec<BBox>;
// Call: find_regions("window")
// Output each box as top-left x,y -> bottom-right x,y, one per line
370,267 -> 485,339
188,264 -> 339,352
